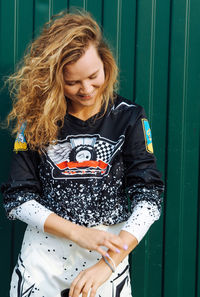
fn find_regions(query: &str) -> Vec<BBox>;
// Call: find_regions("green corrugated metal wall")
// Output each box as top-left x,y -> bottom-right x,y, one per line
0,0 -> 199,296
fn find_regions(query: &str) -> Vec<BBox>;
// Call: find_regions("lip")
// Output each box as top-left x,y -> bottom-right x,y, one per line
78,93 -> 95,100
79,95 -> 92,99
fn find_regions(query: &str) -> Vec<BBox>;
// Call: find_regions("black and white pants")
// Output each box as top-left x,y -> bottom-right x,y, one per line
10,223 -> 133,297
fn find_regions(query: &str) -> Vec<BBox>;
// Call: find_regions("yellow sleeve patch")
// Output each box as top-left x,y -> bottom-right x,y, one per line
141,118 -> 154,154
14,123 -> 28,152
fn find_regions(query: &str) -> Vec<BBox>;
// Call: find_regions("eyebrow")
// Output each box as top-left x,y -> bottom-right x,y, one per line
64,69 -> 99,83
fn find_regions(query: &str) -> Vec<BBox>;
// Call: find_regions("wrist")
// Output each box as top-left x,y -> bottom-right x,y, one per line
67,223 -> 85,243
98,258 -> 113,274
103,254 -> 117,273
105,230 -> 138,267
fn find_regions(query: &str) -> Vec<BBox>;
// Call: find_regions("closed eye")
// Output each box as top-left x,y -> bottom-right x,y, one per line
65,81 -> 78,86
64,70 -> 99,86
89,70 -> 99,79
89,75 -> 97,79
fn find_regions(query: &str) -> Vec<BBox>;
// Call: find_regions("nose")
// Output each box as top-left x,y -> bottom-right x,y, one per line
79,81 -> 93,95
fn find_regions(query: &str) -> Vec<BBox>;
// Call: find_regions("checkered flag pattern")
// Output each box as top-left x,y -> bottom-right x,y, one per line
95,141 -> 115,163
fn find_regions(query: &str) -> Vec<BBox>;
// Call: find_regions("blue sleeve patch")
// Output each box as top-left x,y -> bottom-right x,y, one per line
141,119 -> 154,154
14,123 -> 28,152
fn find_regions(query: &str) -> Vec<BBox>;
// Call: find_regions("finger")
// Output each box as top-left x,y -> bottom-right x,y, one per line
81,281 -> 93,297
90,285 -> 98,297
71,276 -> 89,297
108,234 -> 128,251
102,240 -> 121,254
69,272 -> 83,297
95,246 -> 109,257
96,238 -> 122,255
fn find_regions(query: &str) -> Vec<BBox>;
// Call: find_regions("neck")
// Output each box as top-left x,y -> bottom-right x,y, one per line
67,98 -> 102,121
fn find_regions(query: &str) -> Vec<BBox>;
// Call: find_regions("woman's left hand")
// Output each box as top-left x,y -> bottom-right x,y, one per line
69,259 -> 112,297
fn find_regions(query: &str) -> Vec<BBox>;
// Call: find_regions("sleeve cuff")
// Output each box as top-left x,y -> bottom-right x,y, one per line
122,200 -> 160,243
10,199 -> 53,232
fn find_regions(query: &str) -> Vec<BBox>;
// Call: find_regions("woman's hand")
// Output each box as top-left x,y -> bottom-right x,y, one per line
72,225 -> 127,257
69,259 -> 112,297
44,213 -> 127,257
69,230 -> 139,297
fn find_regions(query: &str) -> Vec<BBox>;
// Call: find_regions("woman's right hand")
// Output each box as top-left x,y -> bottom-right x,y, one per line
44,213 -> 127,256
71,224 -> 127,256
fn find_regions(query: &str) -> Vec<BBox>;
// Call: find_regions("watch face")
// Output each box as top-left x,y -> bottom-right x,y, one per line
75,149 -> 92,162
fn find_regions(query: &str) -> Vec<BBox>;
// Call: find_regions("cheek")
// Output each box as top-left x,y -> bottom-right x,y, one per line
64,86 -> 77,96
95,71 -> 105,86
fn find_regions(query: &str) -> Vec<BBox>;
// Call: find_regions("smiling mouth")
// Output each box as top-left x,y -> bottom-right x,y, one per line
78,93 -> 94,99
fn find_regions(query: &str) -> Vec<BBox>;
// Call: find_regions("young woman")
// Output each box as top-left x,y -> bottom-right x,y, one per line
1,11 -> 164,297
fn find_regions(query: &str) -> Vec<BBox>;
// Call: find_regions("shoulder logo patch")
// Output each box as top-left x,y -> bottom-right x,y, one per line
14,123 -> 27,152
141,118 -> 154,154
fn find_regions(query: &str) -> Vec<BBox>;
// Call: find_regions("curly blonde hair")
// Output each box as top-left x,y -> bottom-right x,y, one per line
6,11 -> 118,151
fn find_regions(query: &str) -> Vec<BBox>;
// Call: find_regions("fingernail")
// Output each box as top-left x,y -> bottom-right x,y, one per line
123,244 -> 128,250
106,252 -> 110,258
116,248 -> 120,253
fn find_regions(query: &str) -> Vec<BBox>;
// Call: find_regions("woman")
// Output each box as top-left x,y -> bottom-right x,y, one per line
1,11 -> 164,297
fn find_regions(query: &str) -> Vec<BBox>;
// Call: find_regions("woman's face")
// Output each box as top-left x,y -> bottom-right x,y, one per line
63,43 -> 105,112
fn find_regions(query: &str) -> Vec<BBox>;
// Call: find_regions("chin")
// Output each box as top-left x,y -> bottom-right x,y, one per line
77,94 -> 98,105
79,99 -> 96,107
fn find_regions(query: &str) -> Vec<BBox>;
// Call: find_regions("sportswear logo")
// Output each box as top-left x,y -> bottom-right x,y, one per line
14,123 -> 28,152
45,134 -> 124,179
141,119 -> 154,154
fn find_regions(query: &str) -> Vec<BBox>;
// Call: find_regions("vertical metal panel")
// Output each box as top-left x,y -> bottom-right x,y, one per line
85,0 -> 103,26
0,1 -> 200,297
164,0 -> 200,297
11,0 -> 35,267
34,0 -> 51,37
69,0 -> 85,10
52,0 -> 68,15
0,0 -> 15,295
102,0 -> 119,59
102,0 -> 136,100
14,0 -> 34,62
131,1 -> 171,297
197,164 -> 200,297
118,0 -> 136,100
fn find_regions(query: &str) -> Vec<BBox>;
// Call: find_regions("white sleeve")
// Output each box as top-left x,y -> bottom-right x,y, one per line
122,200 -> 160,243
10,199 -> 53,232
